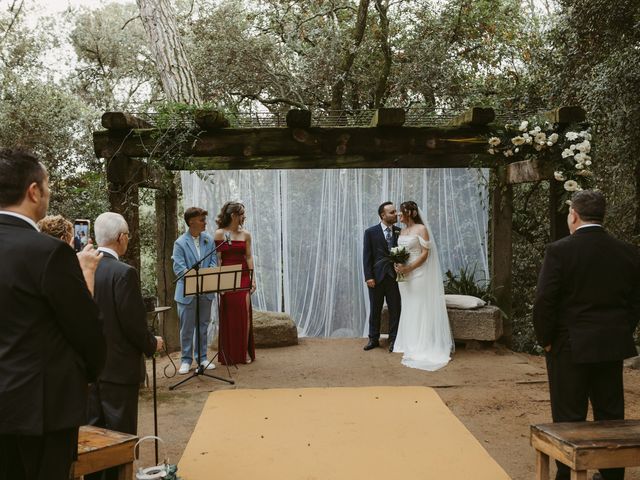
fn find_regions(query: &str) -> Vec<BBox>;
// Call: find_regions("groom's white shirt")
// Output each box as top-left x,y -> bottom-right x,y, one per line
380,221 -> 393,233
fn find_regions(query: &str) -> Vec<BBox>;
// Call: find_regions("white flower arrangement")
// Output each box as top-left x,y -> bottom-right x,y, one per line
486,120 -> 594,196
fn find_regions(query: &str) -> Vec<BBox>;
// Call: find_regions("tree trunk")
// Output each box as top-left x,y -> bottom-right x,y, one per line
329,0 -> 370,112
136,0 -> 202,104
373,0 -> 392,108
635,159 -> 640,236
136,0 -> 202,351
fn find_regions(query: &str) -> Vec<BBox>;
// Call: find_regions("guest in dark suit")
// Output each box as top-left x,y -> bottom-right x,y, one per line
0,148 -> 106,480
363,201 -> 402,352
86,212 -> 163,480
533,190 -> 640,480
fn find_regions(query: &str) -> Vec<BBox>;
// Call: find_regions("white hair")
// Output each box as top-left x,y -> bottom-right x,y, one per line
95,212 -> 128,245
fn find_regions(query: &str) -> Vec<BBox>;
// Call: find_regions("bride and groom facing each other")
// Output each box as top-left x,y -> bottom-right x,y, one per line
362,201 -> 454,371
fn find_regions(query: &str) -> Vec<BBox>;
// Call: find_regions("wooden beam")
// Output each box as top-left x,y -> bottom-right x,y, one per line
490,166 -> 513,346
93,126 -> 493,166
370,108 -> 406,127
451,107 -> 495,126
506,158 -> 553,184
101,112 -> 153,130
166,153 -> 495,170
286,109 -> 312,128
193,110 -> 230,129
542,106 -> 586,125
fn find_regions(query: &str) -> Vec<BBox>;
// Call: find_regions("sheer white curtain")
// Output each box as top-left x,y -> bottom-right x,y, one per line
181,168 -> 488,338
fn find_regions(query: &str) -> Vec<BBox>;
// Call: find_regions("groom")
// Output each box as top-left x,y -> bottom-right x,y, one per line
363,201 -> 401,352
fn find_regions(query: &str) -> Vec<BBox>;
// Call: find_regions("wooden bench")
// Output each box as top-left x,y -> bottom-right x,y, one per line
531,420 -> 640,480
72,426 -> 138,480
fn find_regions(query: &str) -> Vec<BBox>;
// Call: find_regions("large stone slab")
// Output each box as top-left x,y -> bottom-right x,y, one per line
448,306 -> 503,342
380,305 -> 503,342
253,310 -> 298,348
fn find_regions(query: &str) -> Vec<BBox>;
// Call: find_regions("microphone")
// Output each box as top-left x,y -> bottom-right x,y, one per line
224,231 -> 232,245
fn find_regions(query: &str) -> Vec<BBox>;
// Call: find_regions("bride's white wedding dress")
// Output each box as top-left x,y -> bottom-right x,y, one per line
393,232 -> 453,371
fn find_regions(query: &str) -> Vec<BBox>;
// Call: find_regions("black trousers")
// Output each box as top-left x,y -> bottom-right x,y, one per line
86,381 -> 140,480
546,349 -> 625,480
368,275 -> 401,340
0,427 -> 78,480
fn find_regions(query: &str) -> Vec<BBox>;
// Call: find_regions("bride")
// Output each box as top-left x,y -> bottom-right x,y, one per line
393,201 -> 453,371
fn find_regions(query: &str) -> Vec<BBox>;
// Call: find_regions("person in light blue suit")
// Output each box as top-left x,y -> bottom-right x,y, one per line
173,207 -> 217,374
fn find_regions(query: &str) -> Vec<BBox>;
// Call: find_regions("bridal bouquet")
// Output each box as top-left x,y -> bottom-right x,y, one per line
386,246 -> 410,282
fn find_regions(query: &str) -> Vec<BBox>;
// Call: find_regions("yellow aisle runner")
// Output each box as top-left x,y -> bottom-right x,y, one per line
179,386 -> 510,479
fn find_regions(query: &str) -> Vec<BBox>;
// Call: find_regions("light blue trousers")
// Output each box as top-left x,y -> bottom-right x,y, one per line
177,297 -> 212,364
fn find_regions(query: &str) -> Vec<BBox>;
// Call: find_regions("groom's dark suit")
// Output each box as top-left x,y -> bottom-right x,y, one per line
533,225 -> 640,480
363,223 -> 401,342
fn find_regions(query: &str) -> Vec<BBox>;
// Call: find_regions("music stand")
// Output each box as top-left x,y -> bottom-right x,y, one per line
169,262 -> 247,390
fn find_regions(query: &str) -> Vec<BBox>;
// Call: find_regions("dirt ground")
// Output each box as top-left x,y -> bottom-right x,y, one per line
136,338 -> 640,480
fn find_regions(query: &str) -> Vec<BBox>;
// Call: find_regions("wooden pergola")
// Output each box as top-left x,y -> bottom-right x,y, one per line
92,105 -> 586,349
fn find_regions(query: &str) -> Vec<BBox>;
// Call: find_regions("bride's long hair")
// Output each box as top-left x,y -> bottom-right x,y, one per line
400,201 -> 424,225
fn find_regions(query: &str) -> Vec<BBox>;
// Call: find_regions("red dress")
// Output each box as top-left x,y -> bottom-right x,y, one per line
215,240 -> 255,365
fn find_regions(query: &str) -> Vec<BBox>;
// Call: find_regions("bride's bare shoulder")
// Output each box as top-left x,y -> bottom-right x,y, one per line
417,224 -> 429,240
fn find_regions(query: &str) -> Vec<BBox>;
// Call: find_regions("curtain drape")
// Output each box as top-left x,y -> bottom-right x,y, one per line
181,168 -> 488,338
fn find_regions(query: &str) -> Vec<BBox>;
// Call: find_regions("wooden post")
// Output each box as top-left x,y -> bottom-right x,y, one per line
549,181 -> 570,241
155,176 -> 180,352
490,166 -> 513,345
107,154 -> 141,272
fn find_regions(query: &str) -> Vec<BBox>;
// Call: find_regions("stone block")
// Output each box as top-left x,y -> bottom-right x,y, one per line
253,310 -> 298,348
448,306 -> 503,342
379,305 -> 503,342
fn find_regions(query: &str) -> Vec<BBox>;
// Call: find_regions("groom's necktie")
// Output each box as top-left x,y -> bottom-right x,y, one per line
385,227 -> 392,249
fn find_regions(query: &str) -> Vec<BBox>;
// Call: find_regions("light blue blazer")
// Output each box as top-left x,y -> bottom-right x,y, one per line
173,231 -> 217,304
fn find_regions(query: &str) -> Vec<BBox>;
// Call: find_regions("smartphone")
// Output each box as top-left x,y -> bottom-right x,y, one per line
73,219 -> 91,252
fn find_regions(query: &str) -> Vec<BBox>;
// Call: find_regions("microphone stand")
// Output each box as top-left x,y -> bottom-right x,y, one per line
170,237 -> 235,390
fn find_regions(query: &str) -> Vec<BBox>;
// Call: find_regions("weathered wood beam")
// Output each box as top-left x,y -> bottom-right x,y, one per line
93,126 -> 493,166
506,158 -> 553,184
286,109 -> 312,128
105,154 -> 164,189
166,153 -> 496,170
490,166 -> 513,346
370,108 -> 406,127
451,107 -> 495,126
194,110 -> 230,129
542,106 -> 586,125
102,112 -> 153,130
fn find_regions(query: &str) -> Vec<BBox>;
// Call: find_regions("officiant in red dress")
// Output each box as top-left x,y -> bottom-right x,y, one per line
214,201 -> 256,365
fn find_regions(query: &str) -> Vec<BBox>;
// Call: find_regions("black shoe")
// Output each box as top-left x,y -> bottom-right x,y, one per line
363,339 -> 380,351
388,340 -> 395,352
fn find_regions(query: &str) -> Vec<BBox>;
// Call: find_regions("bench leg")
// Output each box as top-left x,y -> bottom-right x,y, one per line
117,462 -> 133,480
536,450 -> 550,480
570,469 -> 587,480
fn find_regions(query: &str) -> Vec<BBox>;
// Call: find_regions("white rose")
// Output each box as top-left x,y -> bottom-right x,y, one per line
562,148 -> 574,158
564,180 -> 579,192
488,137 -> 501,146
535,132 -> 547,144
575,163 -> 584,169
534,144 -> 543,151
574,152 -> 587,163
554,171 -> 566,181
515,148 -> 520,153
488,148 -> 495,155
511,136 -> 526,146
549,133 -> 559,143
547,141 -> 553,147
566,132 -> 579,141
519,120 -> 529,131
580,131 -> 592,141
576,140 -> 591,153
570,144 -> 576,150
503,149 -> 514,157
528,126 -> 541,135
585,160 -> 592,166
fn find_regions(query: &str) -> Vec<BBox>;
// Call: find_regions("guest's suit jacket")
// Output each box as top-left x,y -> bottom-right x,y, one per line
172,231 -> 217,304
0,214 -> 105,435
93,253 -> 157,384
533,226 -> 640,363
363,223 -> 401,284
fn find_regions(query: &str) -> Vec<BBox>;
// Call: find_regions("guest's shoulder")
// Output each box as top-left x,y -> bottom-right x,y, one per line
365,224 -> 379,233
